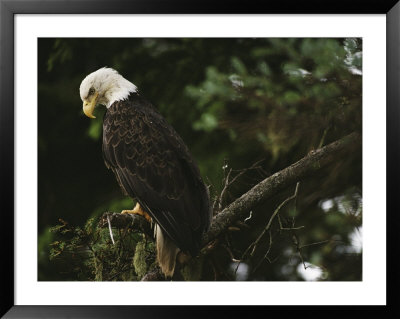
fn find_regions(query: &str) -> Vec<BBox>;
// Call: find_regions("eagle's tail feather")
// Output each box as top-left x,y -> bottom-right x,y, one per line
155,224 -> 179,277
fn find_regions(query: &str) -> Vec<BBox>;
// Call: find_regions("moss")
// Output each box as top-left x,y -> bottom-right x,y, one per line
180,255 -> 204,281
93,255 -> 103,281
133,240 -> 148,279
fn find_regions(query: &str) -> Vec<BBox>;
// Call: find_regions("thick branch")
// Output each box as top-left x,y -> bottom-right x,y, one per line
98,212 -> 153,238
201,132 -> 360,245
99,132 -> 361,249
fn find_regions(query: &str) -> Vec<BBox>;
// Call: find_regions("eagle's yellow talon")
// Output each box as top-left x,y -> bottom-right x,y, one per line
120,209 -> 134,215
120,203 -> 152,222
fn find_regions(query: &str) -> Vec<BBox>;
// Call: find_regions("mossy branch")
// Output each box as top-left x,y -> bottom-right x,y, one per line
98,212 -> 153,238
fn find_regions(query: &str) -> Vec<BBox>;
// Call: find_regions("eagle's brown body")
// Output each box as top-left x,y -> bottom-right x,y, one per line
101,93 -> 211,276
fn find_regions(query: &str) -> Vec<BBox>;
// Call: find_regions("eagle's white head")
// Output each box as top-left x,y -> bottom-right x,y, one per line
79,67 -> 137,118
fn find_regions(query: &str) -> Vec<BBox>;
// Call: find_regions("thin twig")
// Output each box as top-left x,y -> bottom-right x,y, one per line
252,230 -> 273,273
318,127 -> 329,149
229,159 -> 265,187
292,237 -> 336,271
219,168 -> 232,211
218,159 -> 266,212
299,239 -> 331,249
235,182 -> 300,274
106,214 -> 115,245
250,182 -> 300,257
280,226 -> 305,231
221,244 -> 240,263
244,211 -> 253,222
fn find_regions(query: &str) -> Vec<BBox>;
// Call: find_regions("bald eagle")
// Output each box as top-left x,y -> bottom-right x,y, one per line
80,68 -> 211,277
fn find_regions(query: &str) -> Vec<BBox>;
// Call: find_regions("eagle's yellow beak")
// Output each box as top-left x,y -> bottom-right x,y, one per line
83,92 -> 99,119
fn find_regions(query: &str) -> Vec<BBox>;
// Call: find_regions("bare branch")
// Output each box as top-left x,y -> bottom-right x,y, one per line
249,182 -> 300,257
218,168 -> 232,211
252,230 -> 274,273
234,181 -> 300,274
217,159 -> 266,212
202,132 -> 360,245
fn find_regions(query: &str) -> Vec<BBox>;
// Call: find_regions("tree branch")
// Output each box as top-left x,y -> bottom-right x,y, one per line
99,132 -> 361,250
98,212 -> 153,238
201,132 -> 360,245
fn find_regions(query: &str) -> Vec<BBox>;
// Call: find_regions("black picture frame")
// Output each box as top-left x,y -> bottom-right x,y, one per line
1,0 -> 398,317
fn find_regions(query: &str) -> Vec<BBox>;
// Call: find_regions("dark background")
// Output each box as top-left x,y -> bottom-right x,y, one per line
38,38 -> 362,281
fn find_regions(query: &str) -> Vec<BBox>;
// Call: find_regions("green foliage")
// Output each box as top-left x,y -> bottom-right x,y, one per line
38,38 -> 362,281
87,115 -> 104,140
48,218 -> 155,281
47,39 -> 73,72
185,38 -> 361,162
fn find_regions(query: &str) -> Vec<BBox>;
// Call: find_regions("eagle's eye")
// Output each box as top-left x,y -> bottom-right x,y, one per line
88,87 -> 95,95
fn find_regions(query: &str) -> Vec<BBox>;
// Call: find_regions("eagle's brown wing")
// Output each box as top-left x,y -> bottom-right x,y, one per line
102,94 -> 211,255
